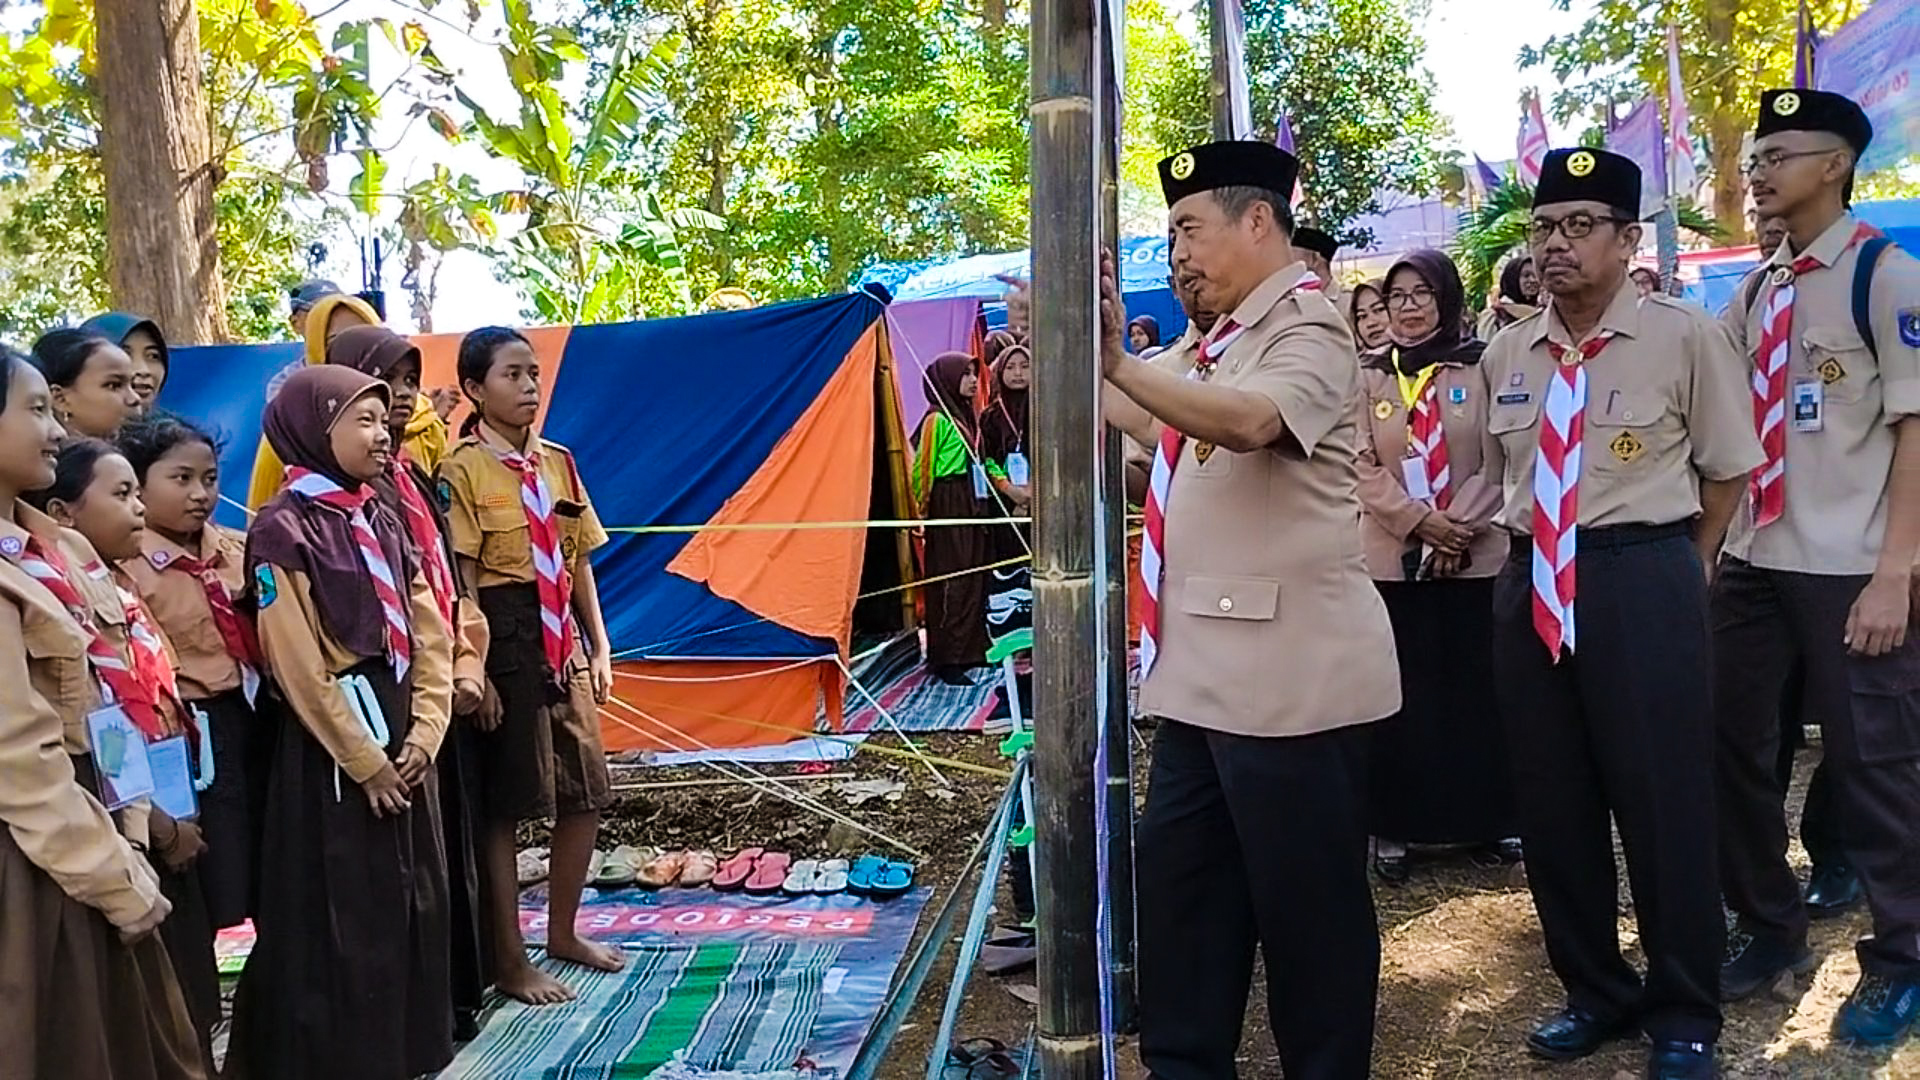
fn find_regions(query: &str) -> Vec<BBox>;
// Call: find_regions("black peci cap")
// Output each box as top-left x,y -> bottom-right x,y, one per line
1532,148 -> 1642,221
1755,88 -> 1872,156
1292,226 -> 1338,261
1158,141 -> 1299,209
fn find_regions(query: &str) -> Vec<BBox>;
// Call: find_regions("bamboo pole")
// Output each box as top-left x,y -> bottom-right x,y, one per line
1030,0 -> 1106,1073
1095,1 -> 1138,1035
1207,0 -> 1234,140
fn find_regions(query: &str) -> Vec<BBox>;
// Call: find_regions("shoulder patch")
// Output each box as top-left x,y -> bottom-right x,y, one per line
255,564 -> 278,608
1900,309 -> 1920,348
436,477 -> 454,511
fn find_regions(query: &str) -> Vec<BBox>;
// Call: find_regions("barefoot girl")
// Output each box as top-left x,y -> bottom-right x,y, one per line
439,326 -> 623,1004
28,438 -> 223,1063
0,350 -> 205,1079
228,365 -> 456,1079
32,327 -> 141,440
326,324 -> 491,1035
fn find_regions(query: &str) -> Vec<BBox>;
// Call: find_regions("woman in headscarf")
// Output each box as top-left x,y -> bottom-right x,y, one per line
979,342 -> 1032,642
1353,249 -> 1517,883
1127,314 -> 1162,356
1476,254 -> 1541,341
982,329 -> 1019,371
229,365 -> 455,1080
1347,278 -> 1392,354
82,312 -> 170,416
324,326 -> 489,1038
911,352 -> 989,685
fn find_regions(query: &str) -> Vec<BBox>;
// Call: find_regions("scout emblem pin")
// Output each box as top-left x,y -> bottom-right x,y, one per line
1194,442 -> 1216,464
1169,152 -> 1196,180
148,549 -> 172,568
1818,358 -> 1846,385
1609,431 -> 1645,464
1770,265 -> 1796,287
1374,400 -> 1394,420
1567,151 -> 1596,177
1774,91 -> 1801,116
0,536 -> 20,559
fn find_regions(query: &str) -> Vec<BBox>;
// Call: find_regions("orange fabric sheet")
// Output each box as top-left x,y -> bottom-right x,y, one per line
600,660 -> 838,752
413,324 -> 572,436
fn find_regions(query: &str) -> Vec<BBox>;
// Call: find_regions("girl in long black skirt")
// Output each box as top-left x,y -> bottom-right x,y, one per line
229,366 -> 456,1080
911,352 -> 988,685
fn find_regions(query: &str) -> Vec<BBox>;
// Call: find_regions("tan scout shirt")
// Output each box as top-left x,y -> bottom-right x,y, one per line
124,525 -> 248,700
1355,357 -> 1506,580
1483,282 -> 1764,533
1721,214 -> 1920,574
1137,263 -> 1401,738
440,424 -> 610,589
255,564 -> 454,783
0,503 -> 161,930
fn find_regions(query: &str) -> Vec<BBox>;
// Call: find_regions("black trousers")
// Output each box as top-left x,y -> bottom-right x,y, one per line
1136,719 -> 1378,1080
1493,526 -> 1721,1043
1772,664 -> 1847,871
1712,559 -> 1920,977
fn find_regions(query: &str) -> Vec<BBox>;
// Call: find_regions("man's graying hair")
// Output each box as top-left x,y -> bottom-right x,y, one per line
1213,185 -> 1296,235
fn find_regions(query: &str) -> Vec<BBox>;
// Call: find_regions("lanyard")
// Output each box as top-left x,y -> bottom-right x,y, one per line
1394,355 -> 1438,410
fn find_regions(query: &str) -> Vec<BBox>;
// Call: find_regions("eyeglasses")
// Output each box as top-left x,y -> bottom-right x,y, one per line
1385,286 -> 1435,311
1740,148 -> 1840,178
1529,213 -> 1627,243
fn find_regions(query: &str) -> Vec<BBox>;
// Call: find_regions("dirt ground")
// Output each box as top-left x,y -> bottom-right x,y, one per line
597,731 -> 1920,1079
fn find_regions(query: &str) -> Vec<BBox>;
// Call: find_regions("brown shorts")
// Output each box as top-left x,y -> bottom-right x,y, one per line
475,584 -> 613,822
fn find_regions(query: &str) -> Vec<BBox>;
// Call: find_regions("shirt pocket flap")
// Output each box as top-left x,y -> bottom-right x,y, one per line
1179,575 -> 1279,621
1592,393 -> 1663,428
21,608 -> 86,661
1803,326 -> 1869,355
1487,397 -> 1542,435
478,502 -> 529,533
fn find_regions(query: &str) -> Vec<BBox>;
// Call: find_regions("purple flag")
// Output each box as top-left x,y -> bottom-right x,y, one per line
1794,0 -> 1815,89
1474,155 -> 1502,191
1274,111 -> 1296,154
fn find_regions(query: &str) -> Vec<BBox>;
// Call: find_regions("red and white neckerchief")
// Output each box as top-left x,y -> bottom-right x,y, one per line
159,541 -> 263,674
1531,331 -> 1615,659
392,452 -> 457,627
118,581 -> 188,743
1750,222 -> 1879,528
486,438 -> 573,681
14,537 -> 169,739
1398,360 -> 1452,510
287,467 -> 411,679
1138,273 -> 1321,678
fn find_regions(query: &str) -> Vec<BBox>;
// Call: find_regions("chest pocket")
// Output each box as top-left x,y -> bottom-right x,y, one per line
1585,391 -> 1664,472
22,606 -> 94,746
1185,439 -> 1234,478
476,501 -> 534,576
1803,326 -> 1874,405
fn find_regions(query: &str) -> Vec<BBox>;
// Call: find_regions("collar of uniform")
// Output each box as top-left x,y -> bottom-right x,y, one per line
1771,213 -> 1859,271
9,501 -> 67,555
1532,277 -> 1642,351
1223,261 -> 1313,333
139,526 -> 215,570
474,417 -> 539,460
0,501 -> 31,560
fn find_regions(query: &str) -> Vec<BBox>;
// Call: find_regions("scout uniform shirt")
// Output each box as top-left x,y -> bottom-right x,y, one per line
1481,281 -> 1763,533
1721,214 -> 1920,574
1355,357 -> 1506,580
124,525 -> 249,700
439,426 -> 610,590
0,502 -> 162,929
1138,263 -> 1401,738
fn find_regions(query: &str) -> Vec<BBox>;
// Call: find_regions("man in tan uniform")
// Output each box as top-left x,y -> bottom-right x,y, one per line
1480,148 -> 1761,1080
1713,88 -> 1920,1046
1104,139 -> 1398,1079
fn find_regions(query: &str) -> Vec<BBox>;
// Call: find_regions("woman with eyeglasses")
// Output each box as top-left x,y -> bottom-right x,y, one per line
1353,248 -> 1519,883
1347,278 -> 1392,354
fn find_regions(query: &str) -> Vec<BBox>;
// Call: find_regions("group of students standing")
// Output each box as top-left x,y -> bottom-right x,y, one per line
1,285 -> 631,1079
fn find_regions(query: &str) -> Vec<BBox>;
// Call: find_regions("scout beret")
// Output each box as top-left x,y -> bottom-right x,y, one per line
1159,141 -> 1299,209
1756,88 -> 1873,156
1532,147 -> 1641,221
1292,226 -> 1339,261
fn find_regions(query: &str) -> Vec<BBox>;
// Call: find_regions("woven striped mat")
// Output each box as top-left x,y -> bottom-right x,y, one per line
441,941 -> 840,1078
842,663 -> 1000,733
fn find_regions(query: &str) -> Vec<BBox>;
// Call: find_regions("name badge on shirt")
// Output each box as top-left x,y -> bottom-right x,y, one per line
970,464 -> 991,501
85,704 -> 155,811
1792,377 -> 1823,433
1006,452 -> 1030,488
146,735 -> 199,821
1401,457 -> 1434,502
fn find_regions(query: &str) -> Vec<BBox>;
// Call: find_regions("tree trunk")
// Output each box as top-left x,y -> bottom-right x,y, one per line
95,0 -> 232,343
1701,0 -> 1747,238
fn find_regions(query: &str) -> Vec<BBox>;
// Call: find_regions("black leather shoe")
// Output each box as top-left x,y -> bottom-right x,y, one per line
1721,927 -> 1814,1002
1646,1040 -> 1716,1079
1526,1006 -> 1634,1062
1805,863 -> 1864,919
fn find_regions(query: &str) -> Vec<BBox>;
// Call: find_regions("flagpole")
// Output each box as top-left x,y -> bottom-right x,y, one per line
1207,0 -> 1234,139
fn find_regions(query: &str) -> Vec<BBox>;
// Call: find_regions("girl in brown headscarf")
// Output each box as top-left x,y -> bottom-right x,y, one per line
228,365 -> 457,1080
911,352 -> 989,684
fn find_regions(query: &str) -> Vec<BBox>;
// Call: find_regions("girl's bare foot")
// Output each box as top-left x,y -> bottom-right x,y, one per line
496,960 -> 576,1005
548,934 -> 627,973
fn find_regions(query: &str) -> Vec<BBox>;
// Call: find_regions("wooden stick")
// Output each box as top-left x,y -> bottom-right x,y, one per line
609,772 -> 854,792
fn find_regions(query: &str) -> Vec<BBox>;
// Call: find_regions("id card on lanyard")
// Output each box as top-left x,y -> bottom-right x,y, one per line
1006,451 -> 1030,488
85,704 -> 156,811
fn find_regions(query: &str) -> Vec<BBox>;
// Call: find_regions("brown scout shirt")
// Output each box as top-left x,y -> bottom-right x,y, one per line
1720,213 -> 1920,575
255,563 -> 454,784
1137,263 -> 1401,738
1356,358 -> 1506,580
1482,280 -> 1764,533
439,424 -> 611,589
0,502 -> 161,930
124,525 -> 249,700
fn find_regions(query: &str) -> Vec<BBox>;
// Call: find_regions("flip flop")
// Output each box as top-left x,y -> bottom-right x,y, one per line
871,859 -> 914,898
592,845 -> 652,890
638,849 -> 689,889
713,847 -> 764,892
516,847 -> 550,887
846,854 -> 886,895
781,858 -> 821,896
744,852 -> 791,895
679,849 -> 719,888
814,858 -> 850,895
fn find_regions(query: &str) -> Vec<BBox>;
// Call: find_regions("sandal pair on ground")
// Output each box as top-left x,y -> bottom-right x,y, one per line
710,849 -> 917,898
590,846 -> 719,890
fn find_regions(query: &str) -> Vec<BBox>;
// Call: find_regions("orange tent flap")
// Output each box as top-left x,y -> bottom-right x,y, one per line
412,324 -> 573,436
665,322 -> 881,648
600,659 -> 833,753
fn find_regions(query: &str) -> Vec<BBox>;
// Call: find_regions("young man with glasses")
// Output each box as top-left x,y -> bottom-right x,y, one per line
1479,147 -> 1761,1080
1712,87 -> 1920,1047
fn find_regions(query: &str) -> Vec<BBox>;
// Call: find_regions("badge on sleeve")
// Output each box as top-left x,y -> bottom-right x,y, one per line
435,477 -> 454,511
255,564 -> 278,609
1900,309 -> 1920,348
1609,431 -> 1645,464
